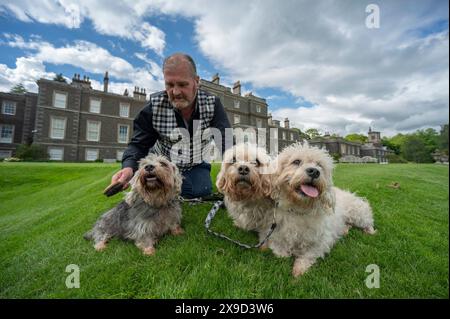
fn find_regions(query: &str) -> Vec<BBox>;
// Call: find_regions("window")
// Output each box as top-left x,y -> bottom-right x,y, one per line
50,117 -> 66,139
86,120 -> 101,142
120,103 -> 130,117
89,98 -> 101,113
0,124 -> 14,143
282,132 -> 286,140
85,149 -> 99,161
256,105 -> 261,113
256,119 -> 263,128
291,133 -> 294,141
48,147 -> 64,161
0,150 -> 12,158
53,91 -> 67,108
118,125 -> 129,143
2,101 -> 16,115
234,114 -> 240,124
116,150 -> 124,161
234,100 -> 240,109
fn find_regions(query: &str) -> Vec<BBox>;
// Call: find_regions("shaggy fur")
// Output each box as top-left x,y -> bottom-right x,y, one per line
216,143 -> 275,242
269,142 -> 376,277
84,154 -> 183,255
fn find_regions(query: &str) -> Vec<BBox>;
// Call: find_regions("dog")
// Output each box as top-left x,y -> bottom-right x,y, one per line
269,142 -> 376,277
84,154 -> 184,255
216,143 -> 274,243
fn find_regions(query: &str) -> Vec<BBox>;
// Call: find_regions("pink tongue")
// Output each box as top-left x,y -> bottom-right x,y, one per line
300,184 -> 319,198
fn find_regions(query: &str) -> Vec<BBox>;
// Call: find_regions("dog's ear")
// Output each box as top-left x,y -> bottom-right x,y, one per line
261,174 -> 272,198
215,165 -> 226,193
321,187 -> 336,214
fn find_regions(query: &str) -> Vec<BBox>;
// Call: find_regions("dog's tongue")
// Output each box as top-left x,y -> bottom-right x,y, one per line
300,184 -> 319,198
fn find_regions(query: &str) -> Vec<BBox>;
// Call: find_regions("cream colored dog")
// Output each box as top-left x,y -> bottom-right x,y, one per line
269,142 -> 376,277
216,143 -> 274,242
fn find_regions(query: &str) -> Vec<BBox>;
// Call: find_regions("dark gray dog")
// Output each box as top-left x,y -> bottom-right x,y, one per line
84,154 -> 183,255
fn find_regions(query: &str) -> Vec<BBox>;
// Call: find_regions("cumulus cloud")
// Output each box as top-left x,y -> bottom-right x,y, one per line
0,0 -> 448,136
0,34 -> 164,94
0,0 -> 166,55
141,0 -> 449,136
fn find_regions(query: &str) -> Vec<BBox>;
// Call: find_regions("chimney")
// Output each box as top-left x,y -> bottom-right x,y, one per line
233,81 -> 241,95
212,73 -> 220,85
123,89 -> 129,96
103,71 -> 109,93
284,118 -> 290,129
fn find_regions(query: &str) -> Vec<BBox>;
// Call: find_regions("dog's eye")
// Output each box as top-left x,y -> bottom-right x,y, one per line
253,159 -> 261,167
292,159 -> 302,166
160,161 -> 168,167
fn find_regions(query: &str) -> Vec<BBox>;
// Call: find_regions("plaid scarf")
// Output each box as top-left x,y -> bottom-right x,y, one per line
151,90 -> 215,171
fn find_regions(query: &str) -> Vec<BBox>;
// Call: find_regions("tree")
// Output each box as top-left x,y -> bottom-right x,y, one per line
305,128 -> 321,139
53,73 -> 67,83
401,135 -> 433,163
415,128 -> 439,154
290,128 -> 310,140
10,83 -> 27,94
382,134 -> 406,155
439,124 -> 449,155
345,133 -> 368,144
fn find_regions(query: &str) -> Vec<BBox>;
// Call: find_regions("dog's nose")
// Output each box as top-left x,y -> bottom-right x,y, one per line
306,167 -> 320,179
238,165 -> 250,175
145,164 -> 155,172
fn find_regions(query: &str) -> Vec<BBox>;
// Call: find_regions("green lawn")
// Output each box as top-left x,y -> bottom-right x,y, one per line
0,162 -> 448,298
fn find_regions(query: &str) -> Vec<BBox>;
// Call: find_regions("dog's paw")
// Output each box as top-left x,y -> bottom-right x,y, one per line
342,225 -> 352,236
292,258 -> 314,278
170,226 -> 184,236
259,242 -> 270,251
94,241 -> 107,251
364,226 -> 377,235
142,247 -> 156,256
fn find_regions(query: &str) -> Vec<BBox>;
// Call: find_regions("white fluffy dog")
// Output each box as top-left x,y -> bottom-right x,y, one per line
269,142 -> 376,277
216,143 -> 274,242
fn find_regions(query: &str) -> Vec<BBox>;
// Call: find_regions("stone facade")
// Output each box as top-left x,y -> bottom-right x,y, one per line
32,75 -> 147,161
1,72 -> 302,161
0,92 -> 37,158
309,128 -> 393,163
199,75 -> 301,155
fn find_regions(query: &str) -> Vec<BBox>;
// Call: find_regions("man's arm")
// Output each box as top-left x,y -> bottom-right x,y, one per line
210,96 -> 231,154
122,103 -> 159,172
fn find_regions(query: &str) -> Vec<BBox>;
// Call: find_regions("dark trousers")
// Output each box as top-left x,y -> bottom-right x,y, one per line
181,162 -> 212,198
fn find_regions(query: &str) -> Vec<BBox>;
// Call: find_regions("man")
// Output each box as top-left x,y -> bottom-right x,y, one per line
111,53 -> 231,198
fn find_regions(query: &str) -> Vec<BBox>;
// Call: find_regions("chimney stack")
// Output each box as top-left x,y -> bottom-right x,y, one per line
284,118 -> 290,129
212,73 -> 220,85
233,81 -> 241,95
103,71 -> 109,93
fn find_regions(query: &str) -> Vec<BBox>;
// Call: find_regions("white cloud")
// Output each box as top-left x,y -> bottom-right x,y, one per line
0,0 -> 166,55
0,0 -> 448,136
147,0 -> 449,136
0,56 -> 55,92
0,34 -> 165,94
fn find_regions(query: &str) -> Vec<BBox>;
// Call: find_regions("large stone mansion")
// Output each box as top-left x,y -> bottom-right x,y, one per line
0,72 -> 301,161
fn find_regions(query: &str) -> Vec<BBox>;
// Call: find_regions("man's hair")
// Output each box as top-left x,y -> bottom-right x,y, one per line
163,53 -> 197,77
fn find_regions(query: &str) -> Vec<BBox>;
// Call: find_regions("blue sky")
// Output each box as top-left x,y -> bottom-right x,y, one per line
0,0 -> 448,137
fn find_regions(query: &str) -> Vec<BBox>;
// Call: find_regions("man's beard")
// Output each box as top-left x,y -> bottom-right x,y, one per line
170,98 -> 191,110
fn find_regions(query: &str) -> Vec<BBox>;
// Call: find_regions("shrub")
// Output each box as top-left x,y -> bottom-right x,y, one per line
386,153 -> 408,163
15,144 -> 49,161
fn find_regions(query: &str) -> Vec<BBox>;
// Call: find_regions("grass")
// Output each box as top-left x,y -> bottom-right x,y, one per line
0,162 -> 448,298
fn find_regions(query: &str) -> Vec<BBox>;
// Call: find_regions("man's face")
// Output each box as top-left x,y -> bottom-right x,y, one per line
164,62 -> 199,111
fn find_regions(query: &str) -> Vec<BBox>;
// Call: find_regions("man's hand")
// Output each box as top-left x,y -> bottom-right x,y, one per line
111,167 -> 134,190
